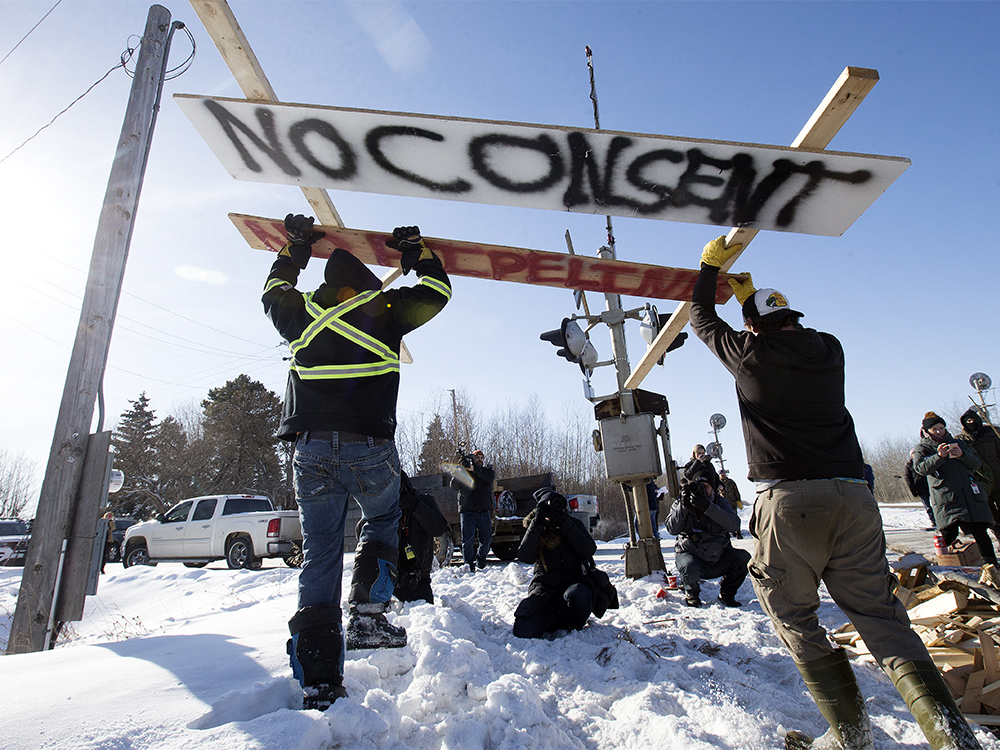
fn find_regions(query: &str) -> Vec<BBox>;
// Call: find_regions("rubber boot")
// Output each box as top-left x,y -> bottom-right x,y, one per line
784,649 -> 874,750
287,604 -> 347,711
888,660 -> 982,750
346,542 -> 406,650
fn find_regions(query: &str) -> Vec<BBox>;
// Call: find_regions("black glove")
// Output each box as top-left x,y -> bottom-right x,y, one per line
278,213 -> 325,270
385,225 -> 429,275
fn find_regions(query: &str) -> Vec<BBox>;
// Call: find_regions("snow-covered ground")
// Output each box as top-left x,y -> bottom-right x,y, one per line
1,504 -> 996,750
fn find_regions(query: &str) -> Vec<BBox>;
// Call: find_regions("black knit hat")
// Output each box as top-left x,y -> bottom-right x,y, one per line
922,411 -> 946,431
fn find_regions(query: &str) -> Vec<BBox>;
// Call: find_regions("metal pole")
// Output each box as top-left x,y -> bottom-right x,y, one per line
9,5 -> 175,654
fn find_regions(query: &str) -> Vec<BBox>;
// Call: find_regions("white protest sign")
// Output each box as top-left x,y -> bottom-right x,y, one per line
175,94 -> 909,237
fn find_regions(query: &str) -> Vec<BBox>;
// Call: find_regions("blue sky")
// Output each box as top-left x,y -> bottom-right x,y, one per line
1,1 -> 997,508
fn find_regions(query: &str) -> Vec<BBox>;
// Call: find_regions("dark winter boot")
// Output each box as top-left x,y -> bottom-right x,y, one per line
887,660 -> 982,750
345,602 -> 407,650
346,542 -> 406,650
287,605 -> 347,711
784,649 -> 873,750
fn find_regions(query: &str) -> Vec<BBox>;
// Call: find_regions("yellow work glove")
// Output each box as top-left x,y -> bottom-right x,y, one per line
727,274 -> 756,305
700,236 -> 743,268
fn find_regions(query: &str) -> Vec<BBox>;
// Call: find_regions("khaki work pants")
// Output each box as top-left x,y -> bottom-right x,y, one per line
749,479 -> 929,670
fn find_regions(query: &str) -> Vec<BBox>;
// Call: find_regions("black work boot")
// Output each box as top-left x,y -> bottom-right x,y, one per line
346,543 -> 406,650
785,649 -> 873,750
345,603 -> 407,650
888,660 -> 982,750
287,605 -> 346,711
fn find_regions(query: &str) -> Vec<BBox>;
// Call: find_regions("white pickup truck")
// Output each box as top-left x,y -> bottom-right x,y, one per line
122,494 -> 302,570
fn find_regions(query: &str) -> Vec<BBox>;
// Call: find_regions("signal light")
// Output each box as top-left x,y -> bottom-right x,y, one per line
639,305 -> 687,364
541,318 -> 599,373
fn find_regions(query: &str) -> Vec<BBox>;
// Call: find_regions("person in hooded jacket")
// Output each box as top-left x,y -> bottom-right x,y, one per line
394,471 -> 449,604
913,411 -> 996,565
665,473 -> 749,608
689,236 -> 981,750
263,214 -> 451,711
513,489 -> 599,639
959,409 -> 1000,526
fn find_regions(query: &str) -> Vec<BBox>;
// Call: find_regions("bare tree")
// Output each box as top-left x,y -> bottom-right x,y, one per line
0,448 -> 37,519
859,433 -> 918,504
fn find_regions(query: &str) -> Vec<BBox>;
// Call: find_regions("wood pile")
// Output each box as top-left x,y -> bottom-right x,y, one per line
833,553 -> 1000,726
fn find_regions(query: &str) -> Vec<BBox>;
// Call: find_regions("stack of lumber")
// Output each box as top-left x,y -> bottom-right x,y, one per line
833,553 -> 1000,725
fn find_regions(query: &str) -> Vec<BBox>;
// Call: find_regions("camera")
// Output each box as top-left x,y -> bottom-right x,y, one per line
680,480 -> 710,511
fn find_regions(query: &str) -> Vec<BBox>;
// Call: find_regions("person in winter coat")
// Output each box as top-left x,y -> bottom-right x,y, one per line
913,411 -> 996,565
718,470 -> 744,539
959,408 -> 1000,525
683,444 -> 720,492
665,474 -> 749,608
361,472 -> 449,605
450,449 -> 496,572
264,215 -> 451,711
689,236 -> 981,750
645,478 -> 661,540
513,489 -> 599,639
904,448 -> 936,529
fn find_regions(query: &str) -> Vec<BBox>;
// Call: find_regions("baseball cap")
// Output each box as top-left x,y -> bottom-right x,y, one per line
742,287 -> 803,322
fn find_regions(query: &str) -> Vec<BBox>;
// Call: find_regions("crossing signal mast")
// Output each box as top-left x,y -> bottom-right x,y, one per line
970,372 -> 998,425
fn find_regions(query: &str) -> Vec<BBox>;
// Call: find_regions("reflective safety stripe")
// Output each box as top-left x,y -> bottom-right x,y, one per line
289,290 -> 399,380
419,274 -> 452,300
264,276 -> 291,294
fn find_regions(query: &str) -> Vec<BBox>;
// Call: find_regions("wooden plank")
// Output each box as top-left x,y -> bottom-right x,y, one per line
175,94 -> 908,238
908,590 -> 968,624
625,66 -> 882,390
964,713 -> 1000,726
962,670 -> 986,713
980,628 -> 1000,683
189,0 -> 344,229
231,213 -> 739,304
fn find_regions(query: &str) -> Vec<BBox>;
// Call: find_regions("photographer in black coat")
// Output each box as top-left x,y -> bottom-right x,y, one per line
513,489 -> 599,639
665,472 -> 750,608
395,472 -> 449,604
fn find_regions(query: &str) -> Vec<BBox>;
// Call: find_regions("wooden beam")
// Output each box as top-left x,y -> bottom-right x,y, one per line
624,66 -> 880,390
188,0 -> 343,228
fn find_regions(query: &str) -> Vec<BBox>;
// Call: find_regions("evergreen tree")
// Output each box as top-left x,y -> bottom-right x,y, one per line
200,374 -> 283,499
417,414 -> 452,476
111,392 -> 163,518
156,416 -> 197,505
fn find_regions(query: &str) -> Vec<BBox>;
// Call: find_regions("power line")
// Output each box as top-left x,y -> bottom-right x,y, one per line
0,0 -> 64,69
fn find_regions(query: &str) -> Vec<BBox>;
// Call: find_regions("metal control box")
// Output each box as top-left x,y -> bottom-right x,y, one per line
599,413 -> 662,482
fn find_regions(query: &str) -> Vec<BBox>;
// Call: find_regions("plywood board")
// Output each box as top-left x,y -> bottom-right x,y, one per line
177,94 -> 910,237
231,213 -> 737,303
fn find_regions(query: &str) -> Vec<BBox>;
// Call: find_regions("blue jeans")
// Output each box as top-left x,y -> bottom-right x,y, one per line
461,510 -> 492,568
293,434 -> 401,614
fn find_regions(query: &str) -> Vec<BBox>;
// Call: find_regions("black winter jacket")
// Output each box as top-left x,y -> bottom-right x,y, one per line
397,474 -> 449,588
664,492 -> 740,564
451,463 -> 496,513
690,264 -> 864,481
913,434 -> 991,528
515,510 -> 597,613
263,247 -> 451,440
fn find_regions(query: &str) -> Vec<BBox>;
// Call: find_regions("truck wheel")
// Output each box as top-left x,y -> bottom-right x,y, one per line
123,542 -> 154,568
433,533 -> 454,569
491,541 -> 519,561
226,535 -> 260,570
283,541 -> 303,568
105,545 -> 120,563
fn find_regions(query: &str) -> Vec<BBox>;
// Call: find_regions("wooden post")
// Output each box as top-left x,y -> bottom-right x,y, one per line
8,5 -> 174,654
625,67 -> 881,390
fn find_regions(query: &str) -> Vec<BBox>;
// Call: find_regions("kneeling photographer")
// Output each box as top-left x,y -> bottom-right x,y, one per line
513,488 -> 615,639
665,472 -> 750,608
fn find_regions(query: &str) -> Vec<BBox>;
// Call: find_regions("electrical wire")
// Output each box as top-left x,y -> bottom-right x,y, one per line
0,18 -> 195,167
0,0 -> 64,69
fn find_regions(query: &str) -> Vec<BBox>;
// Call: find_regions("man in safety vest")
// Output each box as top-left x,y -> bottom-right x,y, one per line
264,214 -> 451,711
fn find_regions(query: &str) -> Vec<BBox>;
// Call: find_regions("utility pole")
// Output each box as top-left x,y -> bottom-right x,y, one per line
586,47 -> 663,577
9,5 -> 176,654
